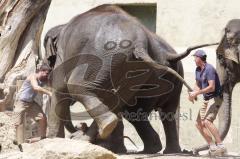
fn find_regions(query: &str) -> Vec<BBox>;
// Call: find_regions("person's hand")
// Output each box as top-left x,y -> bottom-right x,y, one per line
188,93 -> 195,103
48,91 -> 52,97
188,91 -> 199,103
189,91 -> 199,99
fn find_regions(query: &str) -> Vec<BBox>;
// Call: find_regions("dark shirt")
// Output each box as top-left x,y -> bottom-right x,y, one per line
195,63 -> 222,100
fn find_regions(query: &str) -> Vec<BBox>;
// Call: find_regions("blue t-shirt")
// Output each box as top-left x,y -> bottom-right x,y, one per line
195,63 -> 222,100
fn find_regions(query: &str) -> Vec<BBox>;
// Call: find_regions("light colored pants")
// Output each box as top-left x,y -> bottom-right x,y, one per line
13,100 -> 45,144
13,100 -> 45,125
197,97 -> 222,122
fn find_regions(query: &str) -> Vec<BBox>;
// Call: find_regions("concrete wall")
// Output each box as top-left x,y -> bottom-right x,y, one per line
43,0 -> 240,47
43,0 -> 240,154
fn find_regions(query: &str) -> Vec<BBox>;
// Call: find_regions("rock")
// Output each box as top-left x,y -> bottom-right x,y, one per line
0,138 -> 118,159
0,112 -> 118,159
0,112 -> 19,153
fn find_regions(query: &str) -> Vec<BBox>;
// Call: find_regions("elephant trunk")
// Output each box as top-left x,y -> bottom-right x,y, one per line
218,90 -> 232,139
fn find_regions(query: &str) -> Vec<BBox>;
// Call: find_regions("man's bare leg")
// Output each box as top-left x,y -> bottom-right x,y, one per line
204,119 -> 227,156
195,120 -> 213,144
26,116 -> 47,143
204,119 -> 222,143
39,116 -> 47,138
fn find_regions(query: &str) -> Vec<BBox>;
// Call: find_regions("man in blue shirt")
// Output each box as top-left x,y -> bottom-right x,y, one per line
188,50 -> 227,155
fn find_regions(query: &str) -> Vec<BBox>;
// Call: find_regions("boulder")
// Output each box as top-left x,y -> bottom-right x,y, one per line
24,138 -> 118,159
1,138 -> 119,159
0,111 -> 119,159
0,112 -> 18,153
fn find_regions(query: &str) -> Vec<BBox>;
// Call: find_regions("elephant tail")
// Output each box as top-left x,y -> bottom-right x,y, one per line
165,43 -> 219,62
123,136 -> 139,150
63,105 -> 78,133
141,26 -> 218,62
133,47 -> 194,92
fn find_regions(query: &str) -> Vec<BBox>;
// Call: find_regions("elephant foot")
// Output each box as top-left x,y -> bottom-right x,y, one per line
97,112 -> 118,139
109,141 -> 127,154
163,146 -> 181,154
141,137 -> 162,154
141,144 -> 162,154
141,148 -> 161,154
115,145 -> 127,154
96,141 -> 127,154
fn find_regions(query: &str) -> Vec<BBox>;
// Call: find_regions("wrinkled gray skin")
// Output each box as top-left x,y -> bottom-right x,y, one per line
44,5 -> 214,154
194,19 -> 240,153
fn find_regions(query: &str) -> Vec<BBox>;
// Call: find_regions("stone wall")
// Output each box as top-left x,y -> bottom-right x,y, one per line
43,0 -> 240,47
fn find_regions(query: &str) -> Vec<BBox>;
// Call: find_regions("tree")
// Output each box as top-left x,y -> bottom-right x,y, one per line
0,0 -> 51,111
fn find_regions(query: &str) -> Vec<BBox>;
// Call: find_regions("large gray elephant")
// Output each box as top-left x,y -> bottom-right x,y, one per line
44,4 -> 216,154
193,19 -> 240,154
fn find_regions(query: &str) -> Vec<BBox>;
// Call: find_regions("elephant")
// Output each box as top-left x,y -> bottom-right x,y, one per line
193,19 -> 240,154
43,4 -> 217,154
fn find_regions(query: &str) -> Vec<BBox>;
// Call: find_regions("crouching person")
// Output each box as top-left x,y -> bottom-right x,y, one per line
13,64 -> 52,150
188,50 -> 227,156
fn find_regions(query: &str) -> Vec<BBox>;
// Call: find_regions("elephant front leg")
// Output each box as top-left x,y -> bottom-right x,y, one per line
159,109 -> 181,154
73,94 -> 119,139
95,116 -> 127,153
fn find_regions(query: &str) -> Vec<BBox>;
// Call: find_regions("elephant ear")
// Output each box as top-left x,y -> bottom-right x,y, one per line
44,37 -> 58,67
216,27 -> 240,64
216,34 -> 225,57
224,48 -> 240,64
45,37 -> 57,57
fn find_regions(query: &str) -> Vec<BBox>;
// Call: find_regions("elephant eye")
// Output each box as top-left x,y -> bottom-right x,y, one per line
235,33 -> 240,43
231,37 -> 240,46
225,28 -> 230,33
235,38 -> 240,44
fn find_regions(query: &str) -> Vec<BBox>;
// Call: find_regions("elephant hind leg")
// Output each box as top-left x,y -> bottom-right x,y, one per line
47,92 -> 73,138
128,118 -> 162,154
159,107 -> 182,154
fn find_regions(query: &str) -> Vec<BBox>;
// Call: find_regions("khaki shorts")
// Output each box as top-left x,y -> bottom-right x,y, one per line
13,100 -> 45,125
197,97 -> 222,122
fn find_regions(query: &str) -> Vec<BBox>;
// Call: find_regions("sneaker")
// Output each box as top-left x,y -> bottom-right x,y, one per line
209,146 -> 227,156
